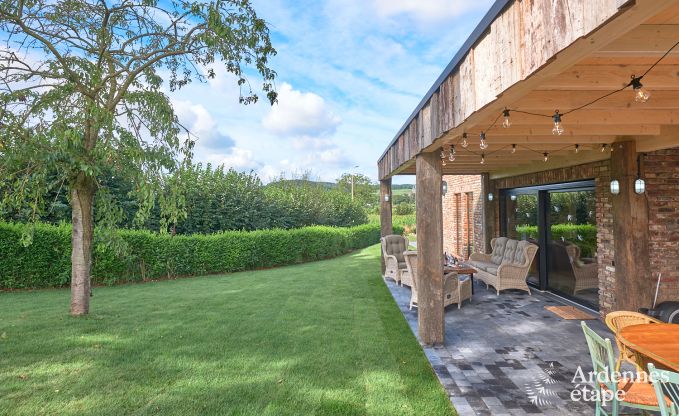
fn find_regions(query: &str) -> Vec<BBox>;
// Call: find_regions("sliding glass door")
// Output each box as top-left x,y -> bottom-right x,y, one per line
500,181 -> 598,310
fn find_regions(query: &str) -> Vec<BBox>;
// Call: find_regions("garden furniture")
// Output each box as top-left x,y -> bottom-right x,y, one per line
618,323 -> 679,372
444,264 -> 477,294
468,237 -> 538,295
581,321 -> 663,416
605,311 -> 664,372
404,251 -> 472,311
381,234 -> 409,285
648,363 -> 679,416
566,244 -> 599,294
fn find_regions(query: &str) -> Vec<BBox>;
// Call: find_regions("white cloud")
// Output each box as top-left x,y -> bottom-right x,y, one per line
262,83 -> 341,137
291,137 -> 335,150
373,0 -> 488,22
172,99 -> 235,151
205,147 -> 261,171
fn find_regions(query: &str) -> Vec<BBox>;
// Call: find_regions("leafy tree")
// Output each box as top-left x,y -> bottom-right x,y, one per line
0,0 -> 277,315
336,173 -> 375,207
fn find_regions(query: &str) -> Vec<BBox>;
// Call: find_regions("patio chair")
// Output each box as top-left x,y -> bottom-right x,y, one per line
604,311 -> 662,372
380,235 -> 409,285
580,321 -> 662,416
648,363 -> 679,416
404,251 -> 472,310
469,237 -> 538,295
566,244 -> 599,294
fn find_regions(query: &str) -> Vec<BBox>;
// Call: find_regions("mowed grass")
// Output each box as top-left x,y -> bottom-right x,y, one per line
0,245 -> 455,416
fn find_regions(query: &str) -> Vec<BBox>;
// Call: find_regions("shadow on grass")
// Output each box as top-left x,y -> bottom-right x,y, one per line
0,246 -> 456,416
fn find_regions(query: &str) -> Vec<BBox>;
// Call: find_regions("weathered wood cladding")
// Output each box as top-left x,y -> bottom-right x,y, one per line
377,0 -> 626,179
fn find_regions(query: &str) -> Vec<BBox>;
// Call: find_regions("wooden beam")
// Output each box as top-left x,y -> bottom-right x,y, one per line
380,178 -> 392,275
470,125 -> 661,137
477,109 -> 679,126
415,151 -> 444,346
611,140 -> 654,311
514,90 -> 679,110
596,24 -> 679,54
538,65 -> 679,91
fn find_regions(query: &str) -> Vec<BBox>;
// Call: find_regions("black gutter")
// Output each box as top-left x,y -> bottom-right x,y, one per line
378,0 -> 514,163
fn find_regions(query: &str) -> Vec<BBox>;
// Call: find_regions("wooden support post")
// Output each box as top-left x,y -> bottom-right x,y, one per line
610,141 -> 653,311
380,178 -> 393,275
481,173 -> 495,254
416,152 -> 444,345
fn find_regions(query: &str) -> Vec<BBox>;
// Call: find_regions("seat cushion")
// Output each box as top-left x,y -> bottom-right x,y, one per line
469,260 -> 495,273
490,237 -> 509,265
383,235 -> 407,263
602,379 -> 673,407
398,261 -> 407,270
485,266 -> 498,275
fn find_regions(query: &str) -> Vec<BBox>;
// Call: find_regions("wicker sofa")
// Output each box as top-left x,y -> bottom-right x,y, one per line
380,235 -> 409,285
469,237 -> 538,295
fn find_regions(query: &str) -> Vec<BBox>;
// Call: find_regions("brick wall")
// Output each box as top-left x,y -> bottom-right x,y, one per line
442,175 -> 483,258
442,148 -> 679,312
645,148 -> 679,304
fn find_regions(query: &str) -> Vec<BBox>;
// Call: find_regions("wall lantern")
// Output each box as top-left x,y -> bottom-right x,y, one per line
510,195 -> 517,201
384,194 -> 390,202
634,154 -> 646,194
442,181 -> 448,196
487,192 -> 494,202
610,180 -> 620,195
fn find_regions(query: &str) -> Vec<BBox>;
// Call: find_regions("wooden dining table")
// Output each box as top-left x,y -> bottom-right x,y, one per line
618,323 -> 679,372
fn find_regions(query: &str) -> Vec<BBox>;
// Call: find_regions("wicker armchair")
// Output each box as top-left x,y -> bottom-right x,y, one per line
566,244 -> 599,294
469,237 -> 538,295
380,235 -> 409,285
404,251 -> 472,310
605,311 -> 663,372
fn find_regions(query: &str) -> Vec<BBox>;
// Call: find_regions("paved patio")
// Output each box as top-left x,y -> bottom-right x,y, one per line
385,278 -> 634,416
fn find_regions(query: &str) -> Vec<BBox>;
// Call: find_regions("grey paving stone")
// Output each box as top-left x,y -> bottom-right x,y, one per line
383,277 -> 623,415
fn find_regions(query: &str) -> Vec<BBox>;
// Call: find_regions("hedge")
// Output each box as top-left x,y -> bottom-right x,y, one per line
515,224 -> 597,257
0,222 -> 405,289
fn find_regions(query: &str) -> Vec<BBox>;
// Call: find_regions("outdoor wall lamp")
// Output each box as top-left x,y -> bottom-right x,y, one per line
610,180 -> 620,195
510,195 -> 517,201
487,192 -> 494,202
441,181 -> 448,197
635,154 -> 646,194
384,194 -> 390,202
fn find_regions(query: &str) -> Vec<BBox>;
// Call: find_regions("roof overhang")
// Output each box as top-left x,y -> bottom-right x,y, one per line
377,0 -> 679,180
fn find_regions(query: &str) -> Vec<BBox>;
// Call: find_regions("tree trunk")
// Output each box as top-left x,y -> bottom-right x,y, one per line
70,176 -> 95,316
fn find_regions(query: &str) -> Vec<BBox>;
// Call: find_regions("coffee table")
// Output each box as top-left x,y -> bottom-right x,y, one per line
444,264 -> 477,294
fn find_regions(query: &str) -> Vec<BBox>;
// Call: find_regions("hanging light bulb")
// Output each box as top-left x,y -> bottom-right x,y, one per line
442,158 -> 447,166
502,109 -> 511,128
511,144 -> 517,154
441,148 -> 447,159
479,132 -> 488,150
461,132 -> 468,148
630,75 -> 650,103
552,110 -> 564,135
601,144 -> 607,153
480,154 -> 485,164
575,144 -> 580,153
448,145 -> 455,162
543,152 -> 549,162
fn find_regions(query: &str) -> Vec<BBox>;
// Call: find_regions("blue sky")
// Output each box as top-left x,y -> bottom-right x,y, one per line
170,0 -> 495,184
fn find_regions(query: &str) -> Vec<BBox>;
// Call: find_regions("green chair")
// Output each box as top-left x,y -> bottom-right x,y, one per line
648,363 -> 679,415
581,321 -> 662,415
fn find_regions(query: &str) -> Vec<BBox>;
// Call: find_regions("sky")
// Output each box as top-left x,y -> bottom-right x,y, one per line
169,0 -> 496,184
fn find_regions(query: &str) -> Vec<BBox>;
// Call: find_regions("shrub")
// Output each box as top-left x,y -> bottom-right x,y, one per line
394,202 -> 415,216
0,222 -> 404,289
515,224 -> 597,257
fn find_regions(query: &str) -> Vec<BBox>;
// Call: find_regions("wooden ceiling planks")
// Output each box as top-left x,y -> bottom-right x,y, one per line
377,0 -> 679,180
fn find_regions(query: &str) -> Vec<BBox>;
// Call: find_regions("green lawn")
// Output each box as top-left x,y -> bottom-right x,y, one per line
0,245 -> 455,416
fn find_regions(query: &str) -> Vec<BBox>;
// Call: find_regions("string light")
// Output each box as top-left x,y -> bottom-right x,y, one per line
479,132 -> 488,150
552,110 -> 564,135
448,145 -> 455,162
502,109 -> 511,128
630,75 -> 650,103
444,40 -> 678,165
